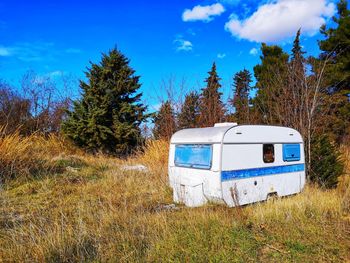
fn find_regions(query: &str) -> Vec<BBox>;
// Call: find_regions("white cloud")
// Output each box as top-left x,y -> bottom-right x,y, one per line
249,47 -> 258,56
0,46 -> 11,56
47,70 -> 64,78
187,28 -> 196,36
0,41 -> 55,61
151,103 -> 162,111
225,0 -> 335,43
174,37 -> 193,52
65,48 -> 82,54
29,71 -> 65,85
182,3 -> 225,22
0,42 -> 80,63
217,53 -> 226,59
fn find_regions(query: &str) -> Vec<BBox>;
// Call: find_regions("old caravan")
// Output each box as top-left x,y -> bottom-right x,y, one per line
168,123 -> 305,207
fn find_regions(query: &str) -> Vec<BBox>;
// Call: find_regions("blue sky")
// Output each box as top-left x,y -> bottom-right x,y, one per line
0,0 -> 339,110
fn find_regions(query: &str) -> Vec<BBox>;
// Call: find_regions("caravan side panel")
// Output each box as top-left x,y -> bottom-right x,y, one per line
221,143 -> 305,207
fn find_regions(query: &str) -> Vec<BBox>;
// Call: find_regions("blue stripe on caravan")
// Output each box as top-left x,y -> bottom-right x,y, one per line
221,164 -> 305,181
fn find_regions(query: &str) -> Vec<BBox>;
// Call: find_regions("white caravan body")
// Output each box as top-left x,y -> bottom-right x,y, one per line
168,123 -> 306,207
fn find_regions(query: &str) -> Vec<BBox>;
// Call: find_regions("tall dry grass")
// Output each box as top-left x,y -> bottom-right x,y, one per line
339,146 -> 350,214
0,127 -> 81,181
0,138 -> 349,262
137,139 -> 169,172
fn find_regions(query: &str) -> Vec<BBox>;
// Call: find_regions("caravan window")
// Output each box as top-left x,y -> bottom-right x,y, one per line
175,144 -> 212,169
283,144 -> 301,162
263,144 -> 275,163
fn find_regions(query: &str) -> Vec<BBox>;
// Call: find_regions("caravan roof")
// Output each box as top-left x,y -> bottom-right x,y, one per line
171,124 -> 303,144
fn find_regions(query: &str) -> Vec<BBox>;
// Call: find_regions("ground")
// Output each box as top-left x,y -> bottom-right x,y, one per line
0,139 -> 349,262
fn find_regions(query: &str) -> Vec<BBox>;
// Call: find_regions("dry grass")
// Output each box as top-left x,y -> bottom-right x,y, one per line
0,139 -> 349,262
137,139 -> 169,172
0,127 -> 82,182
339,146 -> 350,214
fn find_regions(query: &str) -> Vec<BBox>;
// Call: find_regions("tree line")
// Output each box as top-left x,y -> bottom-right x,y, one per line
0,71 -> 72,135
0,0 -> 349,187
153,1 -> 349,188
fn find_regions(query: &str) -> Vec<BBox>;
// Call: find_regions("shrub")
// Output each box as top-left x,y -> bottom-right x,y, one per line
310,134 -> 344,188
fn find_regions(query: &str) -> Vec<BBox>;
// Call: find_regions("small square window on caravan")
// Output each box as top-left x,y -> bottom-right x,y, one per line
175,144 -> 212,169
283,144 -> 301,162
263,144 -> 275,163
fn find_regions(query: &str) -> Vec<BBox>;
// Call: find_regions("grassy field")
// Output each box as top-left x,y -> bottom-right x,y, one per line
0,135 -> 350,262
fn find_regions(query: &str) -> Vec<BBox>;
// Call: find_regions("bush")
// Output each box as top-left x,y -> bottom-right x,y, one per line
310,134 -> 344,188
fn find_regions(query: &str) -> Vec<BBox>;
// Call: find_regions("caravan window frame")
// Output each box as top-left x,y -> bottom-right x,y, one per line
174,144 -> 213,170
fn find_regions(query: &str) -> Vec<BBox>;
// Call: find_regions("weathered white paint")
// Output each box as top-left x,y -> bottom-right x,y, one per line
168,124 -> 306,207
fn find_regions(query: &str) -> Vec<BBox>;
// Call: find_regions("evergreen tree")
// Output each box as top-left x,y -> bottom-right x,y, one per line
178,91 -> 200,129
231,69 -> 252,124
319,0 -> 350,92
291,28 -> 306,62
62,48 -> 147,156
152,100 -> 176,140
319,0 -> 350,143
310,134 -> 344,188
252,43 -> 289,124
199,62 -> 225,127
288,29 -> 308,133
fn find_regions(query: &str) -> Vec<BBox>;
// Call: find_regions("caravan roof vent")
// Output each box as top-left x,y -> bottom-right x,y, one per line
214,122 -> 238,127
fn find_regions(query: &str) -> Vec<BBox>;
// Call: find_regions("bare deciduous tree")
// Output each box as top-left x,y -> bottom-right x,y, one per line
0,71 -> 76,135
253,49 -> 333,177
0,81 -> 30,134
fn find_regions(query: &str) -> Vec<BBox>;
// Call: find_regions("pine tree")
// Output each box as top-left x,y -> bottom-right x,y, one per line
62,48 -> 147,156
199,62 -> 225,127
288,29 -> 308,133
178,91 -> 200,129
291,28 -> 306,62
319,0 -> 350,92
231,69 -> 252,124
251,43 -> 289,124
319,0 -> 350,143
152,100 -> 176,140
310,134 -> 344,188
